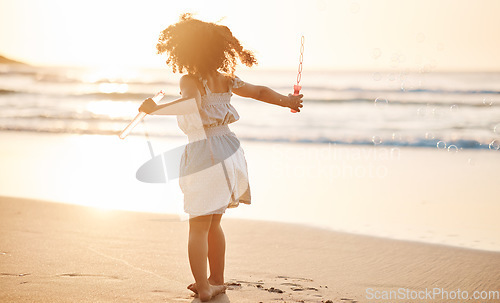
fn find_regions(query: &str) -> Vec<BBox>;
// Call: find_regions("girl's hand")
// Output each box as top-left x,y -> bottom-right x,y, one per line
286,93 -> 304,112
139,98 -> 157,114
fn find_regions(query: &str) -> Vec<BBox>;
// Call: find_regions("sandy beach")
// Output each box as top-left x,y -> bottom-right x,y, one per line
1,196 -> 499,303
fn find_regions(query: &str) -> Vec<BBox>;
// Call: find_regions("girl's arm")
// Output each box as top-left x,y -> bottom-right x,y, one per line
139,75 -> 201,115
232,82 -> 304,112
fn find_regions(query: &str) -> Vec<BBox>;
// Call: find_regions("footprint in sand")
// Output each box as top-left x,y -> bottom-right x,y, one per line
226,275 -> 335,302
57,273 -> 122,280
1,272 -> 31,277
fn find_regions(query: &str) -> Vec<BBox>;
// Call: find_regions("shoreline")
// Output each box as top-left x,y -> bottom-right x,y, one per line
1,196 -> 500,302
0,193 -> 495,256
2,190 -> 497,255
0,128 -> 498,151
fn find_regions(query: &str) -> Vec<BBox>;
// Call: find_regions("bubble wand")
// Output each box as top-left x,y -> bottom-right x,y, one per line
291,35 -> 305,113
119,90 -> 166,139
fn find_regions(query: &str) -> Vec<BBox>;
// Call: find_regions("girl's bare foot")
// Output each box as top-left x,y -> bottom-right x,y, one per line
187,278 -> 224,294
187,283 -> 197,294
196,284 -> 227,302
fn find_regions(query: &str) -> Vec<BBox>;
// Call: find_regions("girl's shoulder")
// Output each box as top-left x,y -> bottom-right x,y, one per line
179,74 -> 204,96
180,74 -> 199,83
221,73 -> 245,89
221,72 -> 239,81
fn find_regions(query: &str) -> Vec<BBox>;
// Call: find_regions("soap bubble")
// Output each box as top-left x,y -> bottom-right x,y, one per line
372,136 -> 382,145
489,140 -> 500,151
467,158 -> 474,166
416,33 -> 426,43
494,123 -> 500,134
350,1 -> 360,13
429,59 -> 438,69
449,104 -> 458,112
419,65 -> 431,74
388,73 -> 396,81
316,0 -> 327,10
390,52 -> 405,64
482,97 -> 494,107
447,145 -> 458,153
391,132 -> 401,141
425,132 -> 435,140
417,107 -> 427,117
430,107 -> 438,118
400,79 -> 419,92
391,53 -> 400,63
374,97 -> 388,108
372,48 -> 382,59
437,141 -> 446,149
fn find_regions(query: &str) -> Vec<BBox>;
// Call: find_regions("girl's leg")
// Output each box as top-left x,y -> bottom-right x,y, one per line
188,214 -> 226,301
208,214 -> 225,285
187,214 -> 226,293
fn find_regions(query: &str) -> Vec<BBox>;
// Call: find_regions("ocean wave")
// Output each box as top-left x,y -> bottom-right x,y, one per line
33,74 -> 173,86
0,126 -> 496,151
0,69 -> 36,77
0,111 -> 133,122
2,68 -> 499,151
0,125 -> 121,136
0,90 -> 178,101
0,69 -> 173,86
0,89 -> 17,95
234,136 -> 491,149
1,88 -> 495,107
1,85 -> 496,106
304,85 -> 500,96
292,98 -> 499,107
74,92 -> 161,101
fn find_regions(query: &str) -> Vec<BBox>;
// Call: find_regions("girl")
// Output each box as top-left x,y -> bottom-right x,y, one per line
139,13 -> 303,302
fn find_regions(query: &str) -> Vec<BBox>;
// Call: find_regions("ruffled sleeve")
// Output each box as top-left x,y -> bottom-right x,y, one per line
231,76 -> 245,89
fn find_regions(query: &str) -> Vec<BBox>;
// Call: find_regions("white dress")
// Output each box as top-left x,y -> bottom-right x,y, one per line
176,75 -> 251,217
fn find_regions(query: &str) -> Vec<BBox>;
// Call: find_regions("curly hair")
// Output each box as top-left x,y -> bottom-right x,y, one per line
156,13 -> 257,76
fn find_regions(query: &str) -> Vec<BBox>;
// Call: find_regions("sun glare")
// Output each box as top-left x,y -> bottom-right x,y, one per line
82,67 -> 140,83
86,101 -> 138,119
98,83 -> 129,94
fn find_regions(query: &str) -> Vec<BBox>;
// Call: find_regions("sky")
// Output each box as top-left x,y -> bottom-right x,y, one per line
0,0 -> 499,71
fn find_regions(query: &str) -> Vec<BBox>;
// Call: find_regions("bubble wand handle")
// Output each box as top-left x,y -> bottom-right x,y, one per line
291,36 -> 304,113
119,90 -> 166,139
292,84 -> 302,108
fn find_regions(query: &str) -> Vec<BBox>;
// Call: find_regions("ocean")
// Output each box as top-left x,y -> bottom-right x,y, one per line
1,63 -> 500,252
1,64 -> 499,151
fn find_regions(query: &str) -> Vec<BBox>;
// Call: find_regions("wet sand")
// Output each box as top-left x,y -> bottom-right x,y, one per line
1,130 -> 499,252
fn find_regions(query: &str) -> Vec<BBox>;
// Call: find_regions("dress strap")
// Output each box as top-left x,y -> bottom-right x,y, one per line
198,76 -> 211,95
